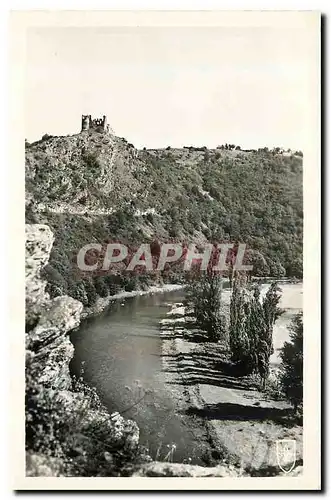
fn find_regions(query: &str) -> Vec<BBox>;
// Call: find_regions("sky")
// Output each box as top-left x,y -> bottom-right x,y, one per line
25,24 -> 316,149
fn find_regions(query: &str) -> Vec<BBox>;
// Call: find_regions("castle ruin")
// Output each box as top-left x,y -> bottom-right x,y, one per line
81,115 -> 109,133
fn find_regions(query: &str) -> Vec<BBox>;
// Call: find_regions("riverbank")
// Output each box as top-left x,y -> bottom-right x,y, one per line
159,301 -> 303,475
25,225 -> 147,477
26,224 -> 303,477
79,276 -> 301,321
80,283 -> 185,320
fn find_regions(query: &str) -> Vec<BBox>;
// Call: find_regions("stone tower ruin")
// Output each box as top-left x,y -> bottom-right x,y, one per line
81,115 -> 108,132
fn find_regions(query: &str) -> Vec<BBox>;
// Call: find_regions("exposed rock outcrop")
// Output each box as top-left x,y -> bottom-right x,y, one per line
25,223 -> 143,477
133,461 -> 303,478
132,461 -> 240,477
25,224 -> 54,328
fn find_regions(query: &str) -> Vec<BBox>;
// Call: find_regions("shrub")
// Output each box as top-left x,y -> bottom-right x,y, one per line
186,269 -> 227,342
43,265 -> 67,297
82,152 -> 101,176
279,314 -> 303,412
244,249 -> 270,278
145,213 -> 154,224
267,259 -> 286,278
229,281 -> 283,387
94,276 -> 109,298
121,274 -> 139,292
208,186 -> 221,201
286,258 -> 303,279
69,281 -> 89,306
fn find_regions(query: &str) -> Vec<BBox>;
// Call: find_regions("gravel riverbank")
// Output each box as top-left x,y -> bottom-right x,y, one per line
159,302 -> 303,475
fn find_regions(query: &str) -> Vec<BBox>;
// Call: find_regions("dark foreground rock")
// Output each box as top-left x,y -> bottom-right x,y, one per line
25,224 -> 141,477
132,461 -> 240,477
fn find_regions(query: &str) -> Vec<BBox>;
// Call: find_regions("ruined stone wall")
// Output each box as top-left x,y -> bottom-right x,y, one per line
81,114 -> 107,132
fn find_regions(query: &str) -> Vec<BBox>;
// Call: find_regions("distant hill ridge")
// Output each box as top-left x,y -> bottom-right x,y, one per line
25,126 -> 303,307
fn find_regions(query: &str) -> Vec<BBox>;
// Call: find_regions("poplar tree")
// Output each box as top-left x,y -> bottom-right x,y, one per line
279,314 -> 303,412
229,280 -> 283,388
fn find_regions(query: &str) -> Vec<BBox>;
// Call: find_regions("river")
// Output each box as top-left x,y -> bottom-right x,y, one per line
70,282 -> 302,463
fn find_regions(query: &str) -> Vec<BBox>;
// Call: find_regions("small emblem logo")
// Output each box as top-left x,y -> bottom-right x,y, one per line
276,439 -> 296,473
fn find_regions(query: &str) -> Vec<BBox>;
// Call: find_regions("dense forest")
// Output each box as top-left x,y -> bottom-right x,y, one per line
25,130 -> 303,310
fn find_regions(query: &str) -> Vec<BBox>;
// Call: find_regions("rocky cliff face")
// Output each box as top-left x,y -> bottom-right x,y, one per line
25,223 -> 141,476
24,223 -> 241,478
25,224 -> 83,390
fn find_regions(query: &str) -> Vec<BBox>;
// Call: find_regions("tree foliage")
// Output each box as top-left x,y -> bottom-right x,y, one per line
186,269 -> 227,342
279,314 -> 303,411
27,134 -> 303,307
229,281 -> 283,387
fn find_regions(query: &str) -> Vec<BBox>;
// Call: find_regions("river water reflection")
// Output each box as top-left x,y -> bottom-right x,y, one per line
70,283 -> 302,461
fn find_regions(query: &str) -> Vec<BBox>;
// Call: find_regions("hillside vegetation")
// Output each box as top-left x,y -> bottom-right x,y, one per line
25,129 -> 303,309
